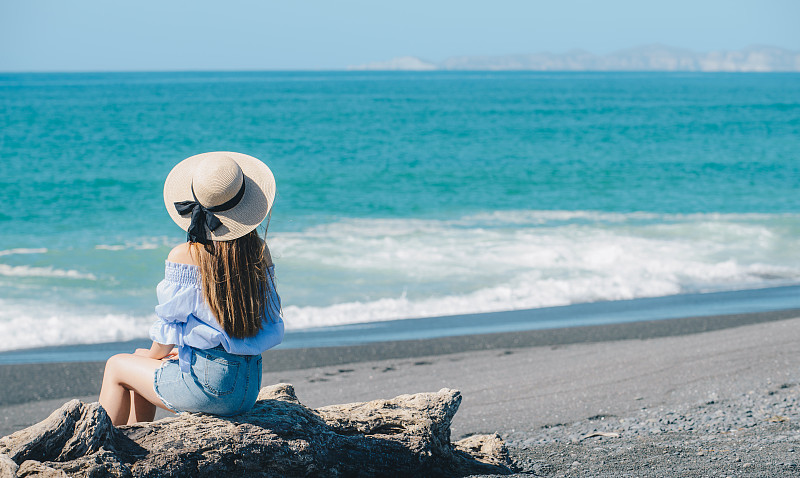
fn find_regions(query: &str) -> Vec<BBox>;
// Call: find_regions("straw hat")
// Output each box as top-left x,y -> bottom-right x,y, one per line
164,151 -> 276,243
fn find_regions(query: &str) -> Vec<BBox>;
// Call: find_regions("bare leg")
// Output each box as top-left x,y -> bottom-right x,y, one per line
99,353 -> 172,426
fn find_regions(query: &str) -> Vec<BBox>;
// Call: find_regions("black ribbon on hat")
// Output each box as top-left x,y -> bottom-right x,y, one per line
174,180 -> 246,245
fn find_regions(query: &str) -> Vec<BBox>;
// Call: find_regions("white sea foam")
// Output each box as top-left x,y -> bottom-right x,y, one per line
95,237 -> 174,251
272,211 -> 800,329
0,247 -> 97,280
0,248 -> 48,257
2,210 -> 799,349
0,300 -> 154,352
0,264 -> 97,280
282,262 -> 797,330
95,245 -> 127,251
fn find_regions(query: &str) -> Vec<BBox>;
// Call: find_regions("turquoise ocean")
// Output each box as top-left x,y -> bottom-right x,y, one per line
1,71 -> 799,354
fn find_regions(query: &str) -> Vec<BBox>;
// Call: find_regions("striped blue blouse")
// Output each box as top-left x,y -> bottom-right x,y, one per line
149,261 -> 284,373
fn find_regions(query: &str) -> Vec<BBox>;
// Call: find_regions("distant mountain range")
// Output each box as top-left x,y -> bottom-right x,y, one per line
348,45 -> 800,72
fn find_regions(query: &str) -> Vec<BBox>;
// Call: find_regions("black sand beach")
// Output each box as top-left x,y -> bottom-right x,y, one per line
3,309 -> 800,476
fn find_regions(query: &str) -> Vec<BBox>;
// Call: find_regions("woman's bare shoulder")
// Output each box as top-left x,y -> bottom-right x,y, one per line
167,242 -> 199,266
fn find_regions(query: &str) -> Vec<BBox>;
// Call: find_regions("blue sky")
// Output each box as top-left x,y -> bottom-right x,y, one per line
1,0 -> 798,71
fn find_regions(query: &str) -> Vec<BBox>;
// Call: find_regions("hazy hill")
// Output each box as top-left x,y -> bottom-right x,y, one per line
348,45 -> 800,72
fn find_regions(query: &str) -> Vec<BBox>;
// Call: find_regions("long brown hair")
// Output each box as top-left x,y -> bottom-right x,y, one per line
191,230 -> 272,339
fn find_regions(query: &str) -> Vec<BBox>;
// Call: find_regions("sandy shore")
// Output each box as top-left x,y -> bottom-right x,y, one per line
3,310 -> 800,476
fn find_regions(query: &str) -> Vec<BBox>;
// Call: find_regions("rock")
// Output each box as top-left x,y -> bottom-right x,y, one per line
0,384 -> 512,477
16,460 -> 68,477
453,433 -> 510,468
0,454 -> 19,476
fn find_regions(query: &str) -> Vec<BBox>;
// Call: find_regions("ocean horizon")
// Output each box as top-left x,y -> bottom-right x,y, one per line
1,71 -> 799,353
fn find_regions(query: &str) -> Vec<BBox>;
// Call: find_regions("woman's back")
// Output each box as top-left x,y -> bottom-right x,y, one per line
99,151 -> 282,426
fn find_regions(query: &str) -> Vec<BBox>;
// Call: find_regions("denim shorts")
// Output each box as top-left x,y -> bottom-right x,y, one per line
153,345 -> 262,416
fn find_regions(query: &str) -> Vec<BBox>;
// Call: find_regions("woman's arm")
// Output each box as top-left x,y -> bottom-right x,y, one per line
134,341 -> 175,360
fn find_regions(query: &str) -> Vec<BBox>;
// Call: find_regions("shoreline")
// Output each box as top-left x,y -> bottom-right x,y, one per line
1,308 -> 798,409
2,307 -> 800,434
3,283 -> 800,366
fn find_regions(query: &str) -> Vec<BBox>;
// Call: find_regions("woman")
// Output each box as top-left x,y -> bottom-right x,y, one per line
99,151 -> 284,426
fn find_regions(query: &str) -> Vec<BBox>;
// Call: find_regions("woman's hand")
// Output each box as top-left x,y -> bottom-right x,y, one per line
136,341 -> 176,360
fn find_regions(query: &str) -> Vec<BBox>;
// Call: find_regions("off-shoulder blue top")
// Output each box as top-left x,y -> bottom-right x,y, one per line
149,261 -> 284,373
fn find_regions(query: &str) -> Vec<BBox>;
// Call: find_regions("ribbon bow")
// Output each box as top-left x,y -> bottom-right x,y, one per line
174,200 -> 223,245
174,181 -> 246,245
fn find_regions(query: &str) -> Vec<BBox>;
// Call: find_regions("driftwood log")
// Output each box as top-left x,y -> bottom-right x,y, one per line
0,384 -> 512,477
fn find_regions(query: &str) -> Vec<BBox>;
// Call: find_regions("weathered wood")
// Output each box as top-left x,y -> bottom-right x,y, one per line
0,384 -> 512,477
